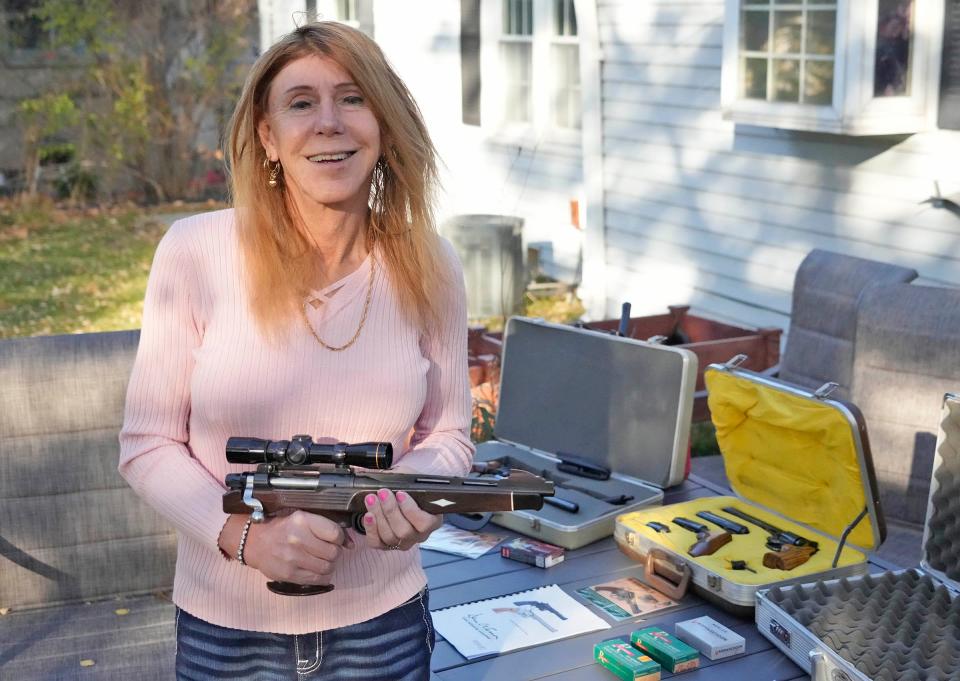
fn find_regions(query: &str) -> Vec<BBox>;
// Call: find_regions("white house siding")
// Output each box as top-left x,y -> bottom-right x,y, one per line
594,0 -> 960,331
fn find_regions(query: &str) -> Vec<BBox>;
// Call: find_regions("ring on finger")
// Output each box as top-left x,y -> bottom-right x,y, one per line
388,541 -> 402,551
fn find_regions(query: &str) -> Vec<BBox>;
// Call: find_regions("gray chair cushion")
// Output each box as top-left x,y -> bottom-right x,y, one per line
852,283 -> 960,526
780,249 -> 917,399
0,330 -> 176,610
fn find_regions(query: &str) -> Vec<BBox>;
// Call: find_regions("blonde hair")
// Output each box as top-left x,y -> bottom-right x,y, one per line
226,21 -> 446,337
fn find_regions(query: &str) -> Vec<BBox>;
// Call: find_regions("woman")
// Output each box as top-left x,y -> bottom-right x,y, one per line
119,21 -> 473,680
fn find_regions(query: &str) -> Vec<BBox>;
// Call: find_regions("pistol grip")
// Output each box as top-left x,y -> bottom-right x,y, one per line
687,531 -> 732,557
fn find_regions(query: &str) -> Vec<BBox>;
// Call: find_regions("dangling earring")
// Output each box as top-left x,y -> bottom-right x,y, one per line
263,158 -> 280,188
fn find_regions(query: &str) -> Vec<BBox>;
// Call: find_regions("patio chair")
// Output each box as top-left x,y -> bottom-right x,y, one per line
851,282 -> 960,527
778,249 -> 918,399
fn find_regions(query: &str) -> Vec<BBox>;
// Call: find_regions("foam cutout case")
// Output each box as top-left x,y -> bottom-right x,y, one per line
614,356 -> 886,614
473,317 -> 697,549
756,392 -> 960,681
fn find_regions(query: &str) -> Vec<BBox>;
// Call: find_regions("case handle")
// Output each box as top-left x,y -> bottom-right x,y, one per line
643,548 -> 691,601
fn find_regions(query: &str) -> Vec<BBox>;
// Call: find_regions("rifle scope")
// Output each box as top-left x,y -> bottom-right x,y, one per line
226,436 -> 393,469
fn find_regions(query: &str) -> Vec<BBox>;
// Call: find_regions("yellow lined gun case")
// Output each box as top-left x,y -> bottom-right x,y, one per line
755,393 -> 960,681
614,356 -> 886,615
472,317 -> 698,549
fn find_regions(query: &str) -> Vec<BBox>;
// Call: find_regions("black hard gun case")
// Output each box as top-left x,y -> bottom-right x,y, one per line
473,317 -> 698,549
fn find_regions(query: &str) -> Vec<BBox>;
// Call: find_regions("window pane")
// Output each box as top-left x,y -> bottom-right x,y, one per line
552,44 -> 580,128
806,10 -> 836,55
503,0 -> 532,35
773,11 -> 802,54
874,0 -> 913,96
553,0 -> 577,37
501,42 -> 532,122
742,57 -> 768,99
804,60 -> 833,104
772,58 -> 800,101
742,10 -> 770,52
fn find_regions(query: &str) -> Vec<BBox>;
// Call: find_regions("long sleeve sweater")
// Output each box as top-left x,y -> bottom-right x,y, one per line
118,208 -> 474,634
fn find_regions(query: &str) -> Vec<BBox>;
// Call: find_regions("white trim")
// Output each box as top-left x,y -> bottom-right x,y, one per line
721,0 -> 942,135
575,0 -> 605,318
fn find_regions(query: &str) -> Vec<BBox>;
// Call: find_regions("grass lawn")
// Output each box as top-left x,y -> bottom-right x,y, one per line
0,200 -> 217,339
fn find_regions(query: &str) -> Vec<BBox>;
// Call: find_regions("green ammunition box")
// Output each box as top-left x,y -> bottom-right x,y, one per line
630,627 -> 700,673
594,638 -> 661,681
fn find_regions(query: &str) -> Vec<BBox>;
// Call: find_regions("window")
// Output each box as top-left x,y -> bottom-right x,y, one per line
500,0 -> 534,123
738,1 -> 836,105
314,0 -> 374,37
721,0 -> 944,135
940,0 -> 960,129
337,0 -> 358,22
479,0 -> 580,134
3,0 -> 50,51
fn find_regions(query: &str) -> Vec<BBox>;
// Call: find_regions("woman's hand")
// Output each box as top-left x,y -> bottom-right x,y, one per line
236,511 -> 354,586
362,489 -> 443,551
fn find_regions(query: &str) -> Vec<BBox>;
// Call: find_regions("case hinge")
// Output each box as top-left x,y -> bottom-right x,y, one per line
814,382 -> 840,399
723,354 -> 748,369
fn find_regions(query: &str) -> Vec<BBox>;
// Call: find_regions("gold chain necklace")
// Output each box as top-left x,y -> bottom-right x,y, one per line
299,257 -> 375,352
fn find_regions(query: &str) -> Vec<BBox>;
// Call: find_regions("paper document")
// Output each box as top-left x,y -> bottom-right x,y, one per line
433,584 -> 610,659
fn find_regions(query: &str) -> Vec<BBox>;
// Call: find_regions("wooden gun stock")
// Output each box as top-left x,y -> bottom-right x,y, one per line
763,545 -> 817,570
687,530 -> 732,557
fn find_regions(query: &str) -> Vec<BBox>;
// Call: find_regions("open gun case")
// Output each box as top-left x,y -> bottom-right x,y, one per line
756,393 -> 960,681
614,356 -> 886,615
471,316 -> 697,549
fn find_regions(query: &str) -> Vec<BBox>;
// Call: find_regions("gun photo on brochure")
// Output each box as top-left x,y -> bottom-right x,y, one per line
492,601 -> 567,633
222,436 -> 555,596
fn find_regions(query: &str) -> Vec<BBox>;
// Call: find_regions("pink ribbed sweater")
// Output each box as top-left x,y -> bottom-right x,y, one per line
119,209 -> 474,634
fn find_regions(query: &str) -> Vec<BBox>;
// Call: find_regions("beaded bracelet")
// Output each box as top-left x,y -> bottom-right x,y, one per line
237,517 -> 254,566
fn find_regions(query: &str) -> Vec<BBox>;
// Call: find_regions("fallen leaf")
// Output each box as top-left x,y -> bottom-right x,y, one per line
114,608 -> 130,616
80,659 -> 95,667
0,607 -> 9,615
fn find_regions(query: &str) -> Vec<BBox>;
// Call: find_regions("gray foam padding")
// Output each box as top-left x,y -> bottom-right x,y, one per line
924,397 -> 960,581
766,570 -> 960,681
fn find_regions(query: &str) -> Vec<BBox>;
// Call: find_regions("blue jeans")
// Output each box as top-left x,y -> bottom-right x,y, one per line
175,588 -> 435,680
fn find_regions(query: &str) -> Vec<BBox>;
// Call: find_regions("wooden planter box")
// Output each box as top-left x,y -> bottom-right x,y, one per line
468,306 -> 782,423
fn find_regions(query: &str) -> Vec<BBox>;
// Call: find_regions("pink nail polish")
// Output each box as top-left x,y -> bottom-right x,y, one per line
396,491 -> 407,501
365,494 -> 377,507
378,490 -> 389,501
364,514 -> 374,525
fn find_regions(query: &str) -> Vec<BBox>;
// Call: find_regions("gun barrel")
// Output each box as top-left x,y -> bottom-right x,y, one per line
224,469 -> 555,517
722,506 -> 816,548
672,517 -> 709,534
697,510 -> 749,534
